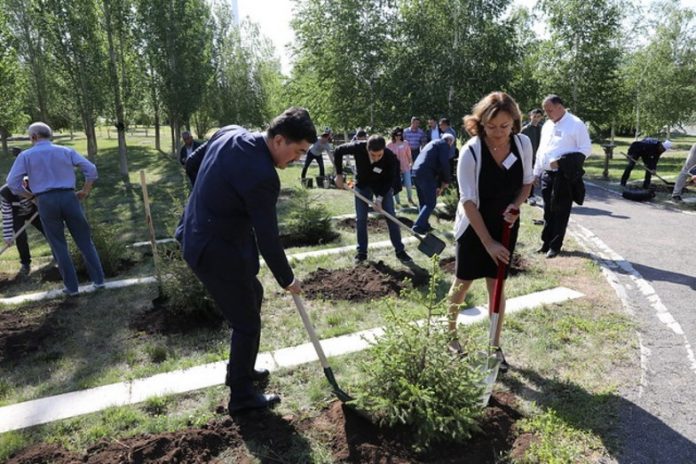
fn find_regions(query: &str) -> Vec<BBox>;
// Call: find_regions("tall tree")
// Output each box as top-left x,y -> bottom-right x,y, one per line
137,0 -> 213,154
37,0 -> 108,160
536,0 -> 624,133
0,8 -> 28,155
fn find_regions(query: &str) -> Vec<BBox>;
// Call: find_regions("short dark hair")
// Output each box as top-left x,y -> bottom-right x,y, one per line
391,126 -> 403,139
543,95 -> 564,107
439,118 -> 450,126
410,116 -> 420,122
367,135 -> 386,151
267,107 -> 317,144
356,129 -> 367,138
530,108 -> 543,116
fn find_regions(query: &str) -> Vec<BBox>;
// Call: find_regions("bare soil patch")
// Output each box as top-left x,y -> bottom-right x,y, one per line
38,258 -> 138,283
129,294 -> 224,335
0,300 -> 72,363
302,261 -> 429,301
7,392 -> 527,464
279,231 -> 340,248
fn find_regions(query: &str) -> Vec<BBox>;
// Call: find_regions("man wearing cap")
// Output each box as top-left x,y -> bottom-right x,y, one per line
301,129 -> 333,182
411,133 -> 455,234
620,137 -> 672,189
6,122 -> 105,295
334,135 -> 412,264
403,117 -> 425,161
533,95 -> 592,258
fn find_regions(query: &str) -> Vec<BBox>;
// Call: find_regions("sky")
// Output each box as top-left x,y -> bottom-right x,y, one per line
236,0 -> 696,75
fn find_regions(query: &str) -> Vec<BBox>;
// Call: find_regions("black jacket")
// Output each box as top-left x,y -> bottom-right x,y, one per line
333,141 -> 400,196
179,140 -> 202,165
552,152 -> 586,210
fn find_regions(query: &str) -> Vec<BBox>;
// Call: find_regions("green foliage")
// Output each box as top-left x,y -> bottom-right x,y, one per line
440,188 -> 459,219
516,410 -> 597,463
353,260 -> 486,450
0,431 -> 28,463
283,188 -> 338,246
158,246 -> 219,319
0,8 -> 28,148
145,342 -> 168,364
69,222 -> 129,277
143,395 -> 170,416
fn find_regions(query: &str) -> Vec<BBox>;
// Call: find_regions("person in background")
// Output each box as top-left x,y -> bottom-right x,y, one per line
533,95 -> 592,258
411,133 -> 455,234
449,91 -> 534,372
334,135 -> 412,264
439,118 -> 457,159
179,131 -> 201,166
6,122 -> 105,296
425,116 -> 441,144
301,129 -> 333,181
620,137 -> 672,189
1,148 -> 49,276
403,116 -> 425,161
387,127 -> 415,207
672,142 -> 696,202
521,108 -> 544,204
176,108 -> 317,414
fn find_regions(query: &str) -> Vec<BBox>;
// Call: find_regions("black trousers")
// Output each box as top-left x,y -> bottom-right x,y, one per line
621,154 -> 659,188
190,252 -> 264,399
13,212 -> 45,265
301,153 -> 325,178
541,171 -> 573,252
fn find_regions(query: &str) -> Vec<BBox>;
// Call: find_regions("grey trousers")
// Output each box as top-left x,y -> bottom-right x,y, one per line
672,144 -> 696,197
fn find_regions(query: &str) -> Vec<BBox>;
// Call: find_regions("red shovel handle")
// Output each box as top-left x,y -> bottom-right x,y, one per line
491,207 -> 519,315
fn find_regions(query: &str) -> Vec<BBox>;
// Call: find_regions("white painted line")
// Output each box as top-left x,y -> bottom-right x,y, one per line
0,286 -> 582,433
0,277 -> 158,306
570,222 -> 696,378
283,237 -> 419,263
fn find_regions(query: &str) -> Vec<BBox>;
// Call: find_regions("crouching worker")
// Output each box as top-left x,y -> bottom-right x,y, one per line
1,166 -> 49,275
334,135 -> 412,264
176,108 -> 317,414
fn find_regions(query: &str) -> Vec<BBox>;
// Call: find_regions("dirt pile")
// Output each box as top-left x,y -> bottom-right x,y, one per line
302,261 -> 429,301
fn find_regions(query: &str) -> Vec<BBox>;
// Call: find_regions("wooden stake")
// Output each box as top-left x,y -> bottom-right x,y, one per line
139,170 -> 161,283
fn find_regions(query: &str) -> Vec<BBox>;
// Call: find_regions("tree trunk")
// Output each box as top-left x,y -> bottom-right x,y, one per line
1,132 -> 8,157
85,123 -> 98,161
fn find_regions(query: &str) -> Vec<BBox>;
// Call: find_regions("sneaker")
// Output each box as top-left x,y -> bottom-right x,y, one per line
62,288 -> 79,297
354,253 -> 367,264
672,195 -> 683,203
19,263 -> 30,276
395,250 -> 412,263
545,249 -> 559,259
92,282 -> 106,290
495,347 -> 509,374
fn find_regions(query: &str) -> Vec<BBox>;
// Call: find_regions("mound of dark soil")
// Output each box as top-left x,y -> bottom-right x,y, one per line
0,300 -> 73,363
439,253 -> 529,276
302,261 -> 429,301
129,294 -> 224,335
6,392 -> 526,464
39,258 -> 138,283
0,272 -> 22,292
279,231 -> 340,248
336,216 -> 414,233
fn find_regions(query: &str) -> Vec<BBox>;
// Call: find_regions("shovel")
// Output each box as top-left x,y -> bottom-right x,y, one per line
291,294 -> 353,402
347,187 -> 446,257
618,151 -> 674,186
0,211 -> 40,257
481,208 -> 517,406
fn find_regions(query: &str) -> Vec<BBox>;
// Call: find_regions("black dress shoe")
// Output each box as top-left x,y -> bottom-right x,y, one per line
228,392 -> 281,414
536,246 -> 549,254
546,249 -> 559,259
250,368 -> 270,382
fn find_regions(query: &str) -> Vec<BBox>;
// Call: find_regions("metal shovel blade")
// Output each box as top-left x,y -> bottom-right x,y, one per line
416,233 -> 446,257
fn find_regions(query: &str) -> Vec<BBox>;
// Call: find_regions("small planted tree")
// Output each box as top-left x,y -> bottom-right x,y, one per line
281,188 -> 339,247
69,222 -> 130,277
353,259 -> 487,450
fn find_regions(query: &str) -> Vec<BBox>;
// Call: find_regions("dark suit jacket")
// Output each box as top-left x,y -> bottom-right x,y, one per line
179,140 -> 202,165
176,127 -> 293,288
412,139 -> 452,184
333,141 -> 400,196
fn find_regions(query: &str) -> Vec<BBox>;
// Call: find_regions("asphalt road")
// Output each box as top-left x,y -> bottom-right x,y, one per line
568,182 -> 696,463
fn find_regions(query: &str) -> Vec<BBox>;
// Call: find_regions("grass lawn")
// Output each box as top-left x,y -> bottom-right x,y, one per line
0,128 -> 647,462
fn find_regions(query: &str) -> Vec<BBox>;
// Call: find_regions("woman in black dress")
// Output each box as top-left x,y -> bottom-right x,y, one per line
448,92 -> 534,372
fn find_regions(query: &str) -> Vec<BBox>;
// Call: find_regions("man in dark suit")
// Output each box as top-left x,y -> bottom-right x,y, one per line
176,107 -> 317,414
178,131 -> 202,165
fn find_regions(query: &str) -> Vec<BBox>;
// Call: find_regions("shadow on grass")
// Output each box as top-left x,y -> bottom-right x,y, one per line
233,409 -> 314,462
503,367 -> 696,463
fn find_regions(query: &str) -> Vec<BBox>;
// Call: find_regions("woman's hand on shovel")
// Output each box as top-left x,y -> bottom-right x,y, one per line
483,239 -> 510,266
502,205 -> 520,227
285,279 -> 302,295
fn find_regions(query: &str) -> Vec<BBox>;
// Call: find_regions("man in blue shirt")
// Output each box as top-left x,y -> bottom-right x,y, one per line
177,107 -> 317,414
412,134 -> 455,234
403,116 -> 425,160
6,122 -> 105,295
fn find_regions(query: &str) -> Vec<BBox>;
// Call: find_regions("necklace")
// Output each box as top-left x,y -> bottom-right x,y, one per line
486,138 -> 509,153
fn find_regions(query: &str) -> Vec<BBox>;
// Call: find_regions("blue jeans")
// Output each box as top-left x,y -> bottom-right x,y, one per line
393,171 -> 414,204
413,173 -> 438,233
36,190 -> 105,292
354,185 -> 404,255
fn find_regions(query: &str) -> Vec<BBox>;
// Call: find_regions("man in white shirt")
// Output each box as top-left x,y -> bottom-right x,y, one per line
533,95 -> 592,258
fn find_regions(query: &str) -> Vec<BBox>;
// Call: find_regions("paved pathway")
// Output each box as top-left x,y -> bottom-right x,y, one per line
569,182 -> 696,463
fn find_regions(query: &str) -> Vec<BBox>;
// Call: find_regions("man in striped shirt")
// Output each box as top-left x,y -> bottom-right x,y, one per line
403,116 -> 425,161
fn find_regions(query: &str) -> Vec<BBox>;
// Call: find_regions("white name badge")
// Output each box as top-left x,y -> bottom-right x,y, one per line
554,130 -> 563,137
502,153 -> 517,170
373,166 -> 383,173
